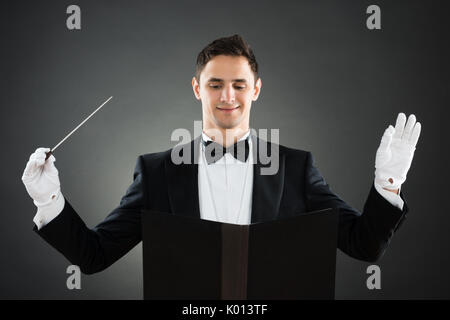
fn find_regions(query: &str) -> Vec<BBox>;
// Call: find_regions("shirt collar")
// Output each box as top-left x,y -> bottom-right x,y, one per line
201,130 -> 250,144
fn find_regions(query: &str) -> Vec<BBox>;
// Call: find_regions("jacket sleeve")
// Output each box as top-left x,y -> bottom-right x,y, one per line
33,156 -> 146,274
304,152 -> 408,262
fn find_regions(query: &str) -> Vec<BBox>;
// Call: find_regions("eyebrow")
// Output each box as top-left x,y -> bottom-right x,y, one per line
207,78 -> 247,83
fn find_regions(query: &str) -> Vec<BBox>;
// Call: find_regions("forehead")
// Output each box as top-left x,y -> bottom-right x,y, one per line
200,55 -> 254,82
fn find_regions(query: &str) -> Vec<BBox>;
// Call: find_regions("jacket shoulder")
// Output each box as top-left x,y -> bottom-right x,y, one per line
277,142 -> 311,160
140,148 -> 172,162
137,148 -> 172,172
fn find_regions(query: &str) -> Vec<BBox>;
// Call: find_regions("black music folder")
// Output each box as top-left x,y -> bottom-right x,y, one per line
141,208 -> 338,300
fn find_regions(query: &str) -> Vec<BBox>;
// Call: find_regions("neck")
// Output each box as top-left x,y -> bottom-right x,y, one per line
203,126 -> 249,148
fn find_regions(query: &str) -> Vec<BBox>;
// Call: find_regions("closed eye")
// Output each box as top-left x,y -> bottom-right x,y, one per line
209,85 -> 246,90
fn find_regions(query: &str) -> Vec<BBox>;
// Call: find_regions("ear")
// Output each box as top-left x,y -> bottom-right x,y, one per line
252,78 -> 262,101
192,77 -> 201,100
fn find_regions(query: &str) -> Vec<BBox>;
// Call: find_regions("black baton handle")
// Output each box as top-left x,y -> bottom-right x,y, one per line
45,151 -> 53,160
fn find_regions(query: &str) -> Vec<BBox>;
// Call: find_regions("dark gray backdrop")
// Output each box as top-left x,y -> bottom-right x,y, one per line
2,0 -> 449,299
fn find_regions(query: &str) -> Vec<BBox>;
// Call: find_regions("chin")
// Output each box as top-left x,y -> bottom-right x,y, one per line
215,119 -> 241,130
217,122 -> 238,130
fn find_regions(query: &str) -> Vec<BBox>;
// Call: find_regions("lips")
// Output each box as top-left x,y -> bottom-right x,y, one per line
217,106 -> 240,112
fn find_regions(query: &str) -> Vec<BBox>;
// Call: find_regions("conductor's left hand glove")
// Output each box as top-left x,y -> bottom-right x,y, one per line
375,113 -> 421,191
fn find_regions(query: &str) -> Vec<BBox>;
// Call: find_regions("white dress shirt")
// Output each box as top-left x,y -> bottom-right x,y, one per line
198,131 -> 254,225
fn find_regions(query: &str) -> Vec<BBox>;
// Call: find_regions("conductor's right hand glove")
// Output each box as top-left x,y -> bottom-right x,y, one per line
22,148 -> 62,207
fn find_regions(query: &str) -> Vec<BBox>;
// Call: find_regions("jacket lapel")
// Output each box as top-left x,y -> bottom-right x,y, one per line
165,136 -> 201,219
250,135 -> 285,223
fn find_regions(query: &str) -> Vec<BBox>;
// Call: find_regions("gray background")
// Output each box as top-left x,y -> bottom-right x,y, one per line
2,0 -> 449,299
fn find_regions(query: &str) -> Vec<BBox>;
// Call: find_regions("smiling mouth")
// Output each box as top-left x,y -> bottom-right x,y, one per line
217,106 -> 240,112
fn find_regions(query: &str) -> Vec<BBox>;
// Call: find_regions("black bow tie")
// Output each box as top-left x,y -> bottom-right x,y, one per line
202,138 -> 250,164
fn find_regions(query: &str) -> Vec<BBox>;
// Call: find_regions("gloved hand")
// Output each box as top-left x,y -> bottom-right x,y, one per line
375,113 -> 421,191
22,147 -> 62,207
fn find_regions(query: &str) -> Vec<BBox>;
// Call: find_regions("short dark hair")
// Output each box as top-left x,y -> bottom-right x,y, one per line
195,34 -> 259,84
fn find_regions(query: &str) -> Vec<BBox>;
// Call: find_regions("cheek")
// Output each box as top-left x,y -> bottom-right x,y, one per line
238,92 -> 253,106
201,90 -> 220,105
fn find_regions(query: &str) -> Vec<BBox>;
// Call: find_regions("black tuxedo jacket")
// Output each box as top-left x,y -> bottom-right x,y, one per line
35,136 -> 408,274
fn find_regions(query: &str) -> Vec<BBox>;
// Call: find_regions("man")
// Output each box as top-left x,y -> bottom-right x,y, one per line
22,35 -> 421,275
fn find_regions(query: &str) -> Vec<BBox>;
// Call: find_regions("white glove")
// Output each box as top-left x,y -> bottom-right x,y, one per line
375,113 -> 421,190
22,147 -> 62,207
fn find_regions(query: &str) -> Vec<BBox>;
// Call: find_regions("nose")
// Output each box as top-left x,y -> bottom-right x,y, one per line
220,84 -> 235,105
